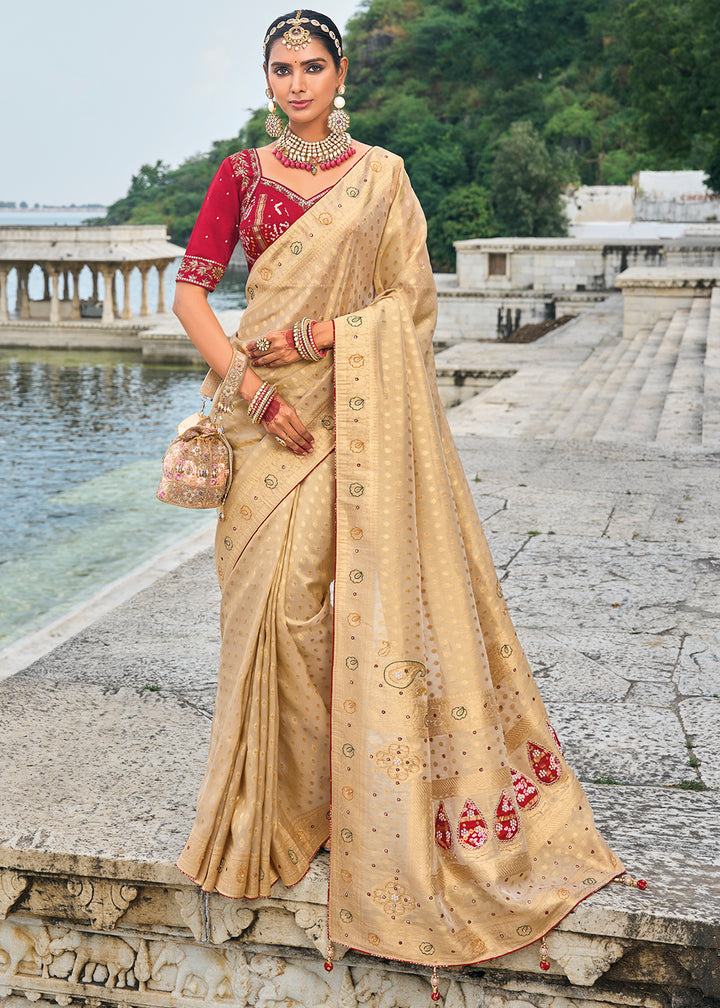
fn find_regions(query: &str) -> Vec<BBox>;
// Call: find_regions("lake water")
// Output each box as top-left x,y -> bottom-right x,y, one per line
0,349 -> 219,651
0,213 -> 250,652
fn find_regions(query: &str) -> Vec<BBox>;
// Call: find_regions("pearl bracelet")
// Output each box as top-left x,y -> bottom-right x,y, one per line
247,381 -> 277,424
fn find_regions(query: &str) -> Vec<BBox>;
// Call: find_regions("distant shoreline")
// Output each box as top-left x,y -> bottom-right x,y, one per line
0,205 -> 107,213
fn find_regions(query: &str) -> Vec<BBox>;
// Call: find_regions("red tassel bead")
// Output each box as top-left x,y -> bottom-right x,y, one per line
637,878 -> 647,890
431,993 -> 441,1002
324,961 -> 334,972
540,960 -> 550,971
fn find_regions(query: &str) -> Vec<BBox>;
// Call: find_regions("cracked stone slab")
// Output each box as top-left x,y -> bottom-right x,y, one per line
482,487 -> 615,538
503,536 -> 704,639
0,676 -> 208,866
512,627 -> 631,704
18,551 -> 221,716
674,633 -> 720,697
678,697 -> 720,790
624,682 -> 679,706
546,703 -> 688,786
527,629 -> 683,683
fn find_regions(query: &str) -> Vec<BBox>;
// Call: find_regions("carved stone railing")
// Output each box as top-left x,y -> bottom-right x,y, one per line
0,857 -> 717,1008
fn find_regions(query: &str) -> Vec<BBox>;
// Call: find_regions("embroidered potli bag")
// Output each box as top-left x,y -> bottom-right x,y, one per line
156,348 -> 247,520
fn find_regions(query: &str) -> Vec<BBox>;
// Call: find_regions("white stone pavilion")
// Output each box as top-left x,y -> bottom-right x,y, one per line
0,224 -> 185,326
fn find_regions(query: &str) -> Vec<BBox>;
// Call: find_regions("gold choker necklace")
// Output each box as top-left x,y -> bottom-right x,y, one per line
273,126 -> 355,175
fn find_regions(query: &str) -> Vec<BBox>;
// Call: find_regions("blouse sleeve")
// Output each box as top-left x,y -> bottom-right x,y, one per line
176,154 -> 246,291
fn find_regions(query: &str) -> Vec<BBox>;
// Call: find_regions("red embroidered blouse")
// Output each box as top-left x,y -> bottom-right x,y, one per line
176,149 -> 330,288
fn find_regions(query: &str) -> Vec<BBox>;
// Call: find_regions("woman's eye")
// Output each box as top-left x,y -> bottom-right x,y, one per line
307,64 -> 323,72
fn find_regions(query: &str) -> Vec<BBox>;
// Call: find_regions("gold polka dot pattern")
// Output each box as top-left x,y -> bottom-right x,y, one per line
176,148 -> 623,970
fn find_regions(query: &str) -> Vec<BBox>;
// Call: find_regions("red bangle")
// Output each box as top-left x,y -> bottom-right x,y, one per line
308,321 -> 327,358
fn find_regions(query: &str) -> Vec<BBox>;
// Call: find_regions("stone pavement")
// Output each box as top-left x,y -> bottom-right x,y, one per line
0,297 -> 719,1007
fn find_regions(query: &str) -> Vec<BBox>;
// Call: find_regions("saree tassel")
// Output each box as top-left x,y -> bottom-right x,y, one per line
430,966 -> 441,1002
615,872 -> 648,890
324,941 -> 335,972
539,937 -> 550,972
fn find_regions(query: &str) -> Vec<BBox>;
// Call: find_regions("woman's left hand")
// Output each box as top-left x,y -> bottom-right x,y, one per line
247,329 -> 300,367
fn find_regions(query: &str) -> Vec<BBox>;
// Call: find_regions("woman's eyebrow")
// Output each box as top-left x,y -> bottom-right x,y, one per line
270,57 -> 328,68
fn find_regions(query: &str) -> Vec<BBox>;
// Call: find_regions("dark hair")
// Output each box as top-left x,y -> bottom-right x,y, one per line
263,10 -> 344,70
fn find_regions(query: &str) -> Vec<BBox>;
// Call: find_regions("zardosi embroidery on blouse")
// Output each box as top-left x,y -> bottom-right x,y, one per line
237,149 -> 330,270
176,255 -> 226,290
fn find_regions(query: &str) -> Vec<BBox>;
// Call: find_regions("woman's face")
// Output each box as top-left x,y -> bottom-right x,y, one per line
265,37 -> 347,134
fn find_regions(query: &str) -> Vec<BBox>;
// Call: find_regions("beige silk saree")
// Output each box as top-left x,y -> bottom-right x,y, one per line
177,147 -> 623,968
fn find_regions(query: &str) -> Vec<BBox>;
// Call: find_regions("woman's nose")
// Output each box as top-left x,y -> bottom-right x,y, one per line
290,71 -> 306,93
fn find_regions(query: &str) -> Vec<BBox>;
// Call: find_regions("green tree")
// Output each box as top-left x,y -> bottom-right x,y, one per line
491,121 -> 569,236
624,0 -> 720,189
427,184 -> 497,272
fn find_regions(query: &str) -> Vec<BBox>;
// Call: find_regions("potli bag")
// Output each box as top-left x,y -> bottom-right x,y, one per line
156,348 -> 247,519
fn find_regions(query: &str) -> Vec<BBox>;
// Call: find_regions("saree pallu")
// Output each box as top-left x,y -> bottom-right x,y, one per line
177,147 -> 623,968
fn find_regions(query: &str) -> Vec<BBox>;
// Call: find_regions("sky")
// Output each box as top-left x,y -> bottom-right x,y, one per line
0,1 -> 362,207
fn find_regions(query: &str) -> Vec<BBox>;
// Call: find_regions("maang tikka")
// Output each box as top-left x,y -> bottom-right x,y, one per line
265,87 -> 284,138
328,83 -> 349,135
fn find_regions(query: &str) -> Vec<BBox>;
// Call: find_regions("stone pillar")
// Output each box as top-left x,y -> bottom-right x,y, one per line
70,267 -> 82,319
139,264 -> 150,317
121,266 -> 133,320
156,262 -> 167,313
111,271 -> 119,318
101,267 -> 115,324
62,269 -> 71,301
92,267 -> 99,302
49,271 -> 61,324
43,269 -> 50,301
20,267 -> 31,319
0,269 -> 8,322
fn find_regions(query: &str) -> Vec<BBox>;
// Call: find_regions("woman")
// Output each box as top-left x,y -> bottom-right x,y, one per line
173,8 -> 638,982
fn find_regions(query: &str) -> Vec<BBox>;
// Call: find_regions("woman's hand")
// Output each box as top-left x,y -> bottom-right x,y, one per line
247,329 -> 299,367
261,394 -> 314,456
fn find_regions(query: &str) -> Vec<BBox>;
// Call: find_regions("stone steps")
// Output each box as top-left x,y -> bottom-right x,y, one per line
655,297 -> 709,445
538,333 -> 626,438
702,286 -> 720,449
593,316 -> 669,442
553,323 -> 656,441
616,307 -> 690,443
446,291 -> 720,448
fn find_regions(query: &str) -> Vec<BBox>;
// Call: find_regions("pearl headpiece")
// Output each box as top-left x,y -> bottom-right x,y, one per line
263,11 -> 343,59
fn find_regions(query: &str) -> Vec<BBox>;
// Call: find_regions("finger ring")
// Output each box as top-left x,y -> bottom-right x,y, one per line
256,337 -> 271,352
275,436 -> 286,446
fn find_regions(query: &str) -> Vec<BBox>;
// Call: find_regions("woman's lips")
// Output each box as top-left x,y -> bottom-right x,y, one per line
289,100 -> 312,109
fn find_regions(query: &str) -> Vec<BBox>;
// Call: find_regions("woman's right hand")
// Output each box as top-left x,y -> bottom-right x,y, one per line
261,394 -> 315,456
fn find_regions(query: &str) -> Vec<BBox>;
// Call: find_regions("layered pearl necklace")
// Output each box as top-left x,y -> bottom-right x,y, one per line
273,126 -> 355,175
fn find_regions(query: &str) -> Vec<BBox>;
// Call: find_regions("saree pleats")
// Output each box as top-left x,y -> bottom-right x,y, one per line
177,458 -> 334,897
178,147 -> 623,967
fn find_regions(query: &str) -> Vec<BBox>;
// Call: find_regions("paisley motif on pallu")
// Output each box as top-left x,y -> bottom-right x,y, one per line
511,768 -> 541,810
457,799 -> 489,849
494,791 -> 520,842
528,740 -> 563,785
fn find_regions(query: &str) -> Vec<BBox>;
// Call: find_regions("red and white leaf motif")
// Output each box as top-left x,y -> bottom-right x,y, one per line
494,790 -> 520,841
510,767 -> 540,810
527,740 -> 562,785
434,802 -> 453,851
457,799 -> 488,849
